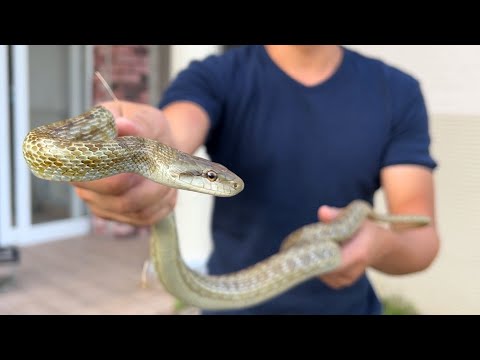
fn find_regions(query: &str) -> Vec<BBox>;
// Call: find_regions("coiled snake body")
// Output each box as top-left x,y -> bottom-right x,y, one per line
23,106 -> 430,310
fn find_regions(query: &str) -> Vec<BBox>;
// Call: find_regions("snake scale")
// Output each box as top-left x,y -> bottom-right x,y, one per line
22,105 -> 431,310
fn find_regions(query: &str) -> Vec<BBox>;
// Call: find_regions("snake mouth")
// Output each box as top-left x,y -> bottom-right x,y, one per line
170,153 -> 244,197
175,171 -> 244,197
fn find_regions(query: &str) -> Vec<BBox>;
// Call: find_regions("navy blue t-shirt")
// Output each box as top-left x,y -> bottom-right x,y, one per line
158,45 -> 437,315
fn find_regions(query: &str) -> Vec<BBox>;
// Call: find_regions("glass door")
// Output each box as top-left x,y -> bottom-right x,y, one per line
29,45 -> 86,224
0,45 -> 171,247
0,45 -> 91,247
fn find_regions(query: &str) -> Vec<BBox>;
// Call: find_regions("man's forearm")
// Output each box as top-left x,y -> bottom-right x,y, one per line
371,225 -> 440,275
162,101 -> 210,155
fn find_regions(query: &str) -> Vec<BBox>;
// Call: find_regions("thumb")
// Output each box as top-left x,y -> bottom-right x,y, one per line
317,205 -> 342,223
116,116 -> 145,137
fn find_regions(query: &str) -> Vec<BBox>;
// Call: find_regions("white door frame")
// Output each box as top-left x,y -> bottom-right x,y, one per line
68,45 -> 89,218
12,45 -> 33,242
0,45 -> 91,247
0,45 -> 13,246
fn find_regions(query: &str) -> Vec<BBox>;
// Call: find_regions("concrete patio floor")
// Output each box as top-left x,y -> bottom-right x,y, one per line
0,232 -> 195,315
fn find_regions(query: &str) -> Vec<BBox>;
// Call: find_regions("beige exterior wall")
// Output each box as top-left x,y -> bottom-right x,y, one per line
348,45 -> 480,314
171,45 -> 480,313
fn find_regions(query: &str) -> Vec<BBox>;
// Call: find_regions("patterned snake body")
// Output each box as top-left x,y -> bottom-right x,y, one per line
23,106 -> 430,310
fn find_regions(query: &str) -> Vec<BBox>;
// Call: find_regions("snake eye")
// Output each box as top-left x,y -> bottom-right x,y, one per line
205,170 -> 218,182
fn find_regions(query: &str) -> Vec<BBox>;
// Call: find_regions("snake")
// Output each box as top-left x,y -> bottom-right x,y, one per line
22,105 -> 431,311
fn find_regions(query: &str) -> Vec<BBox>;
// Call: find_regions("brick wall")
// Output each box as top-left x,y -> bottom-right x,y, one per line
93,45 -> 150,104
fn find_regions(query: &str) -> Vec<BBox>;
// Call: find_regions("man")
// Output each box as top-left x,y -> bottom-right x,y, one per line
74,45 -> 440,314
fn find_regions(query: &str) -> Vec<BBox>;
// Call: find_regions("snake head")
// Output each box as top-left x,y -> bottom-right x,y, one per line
168,152 -> 244,197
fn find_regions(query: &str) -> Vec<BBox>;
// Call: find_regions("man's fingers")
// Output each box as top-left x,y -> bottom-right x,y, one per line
116,116 -> 144,137
320,274 -> 352,289
319,257 -> 366,290
65,101 -> 176,227
72,174 -> 141,195
77,180 -> 173,214
89,193 -> 175,227
317,205 -> 342,223
123,192 -> 177,225
89,207 -> 144,227
98,101 -> 122,117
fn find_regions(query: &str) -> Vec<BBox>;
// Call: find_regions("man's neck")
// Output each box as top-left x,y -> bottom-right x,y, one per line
264,45 -> 343,87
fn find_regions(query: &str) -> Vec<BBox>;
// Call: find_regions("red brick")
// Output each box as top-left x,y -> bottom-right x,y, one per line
93,45 -> 151,109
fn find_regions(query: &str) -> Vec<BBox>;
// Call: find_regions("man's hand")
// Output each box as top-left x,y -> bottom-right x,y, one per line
72,100 -> 177,226
317,165 -> 440,289
316,205 -> 393,289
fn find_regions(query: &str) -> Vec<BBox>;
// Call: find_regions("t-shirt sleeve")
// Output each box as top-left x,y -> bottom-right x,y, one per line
381,78 -> 438,170
158,55 -> 226,131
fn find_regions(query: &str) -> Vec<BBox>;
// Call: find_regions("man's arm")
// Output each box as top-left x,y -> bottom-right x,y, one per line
162,101 -> 210,154
73,100 -> 211,226
318,164 -> 440,288
370,164 -> 440,273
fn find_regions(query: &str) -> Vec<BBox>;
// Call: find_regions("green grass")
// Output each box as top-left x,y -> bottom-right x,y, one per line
173,298 -> 190,313
382,295 -> 419,315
